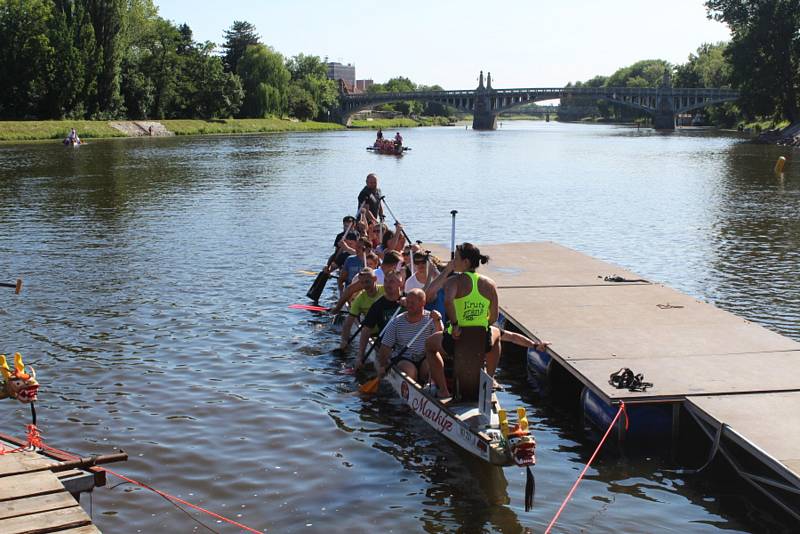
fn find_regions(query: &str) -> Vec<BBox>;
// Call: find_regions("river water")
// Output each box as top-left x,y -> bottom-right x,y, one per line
0,122 -> 797,533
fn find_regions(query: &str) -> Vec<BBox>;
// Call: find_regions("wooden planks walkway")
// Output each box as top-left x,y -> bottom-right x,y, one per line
431,241 -> 800,519
0,440 -> 102,533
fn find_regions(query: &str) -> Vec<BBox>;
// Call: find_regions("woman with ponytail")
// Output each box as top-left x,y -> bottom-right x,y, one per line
424,242 -> 501,400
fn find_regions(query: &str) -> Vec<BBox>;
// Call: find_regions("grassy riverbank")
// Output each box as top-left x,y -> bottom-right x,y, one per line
349,116 -> 455,128
0,118 -> 343,142
161,118 -> 342,135
0,120 -> 126,141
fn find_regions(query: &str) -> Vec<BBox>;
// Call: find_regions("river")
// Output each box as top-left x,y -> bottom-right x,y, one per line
0,121 -> 797,533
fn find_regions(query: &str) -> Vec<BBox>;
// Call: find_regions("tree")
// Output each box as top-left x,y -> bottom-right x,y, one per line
287,84 -> 317,120
286,53 -> 339,120
606,60 -> 671,88
237,44 -> 290,117
181,41 -> 243,118
222,20 -> 259,74
706,0 -> 800,122
85,0 -> 127,117
0,0 -> 54,118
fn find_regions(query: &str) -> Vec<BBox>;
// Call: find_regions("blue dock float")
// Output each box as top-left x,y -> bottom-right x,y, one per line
430,241 -> 800,520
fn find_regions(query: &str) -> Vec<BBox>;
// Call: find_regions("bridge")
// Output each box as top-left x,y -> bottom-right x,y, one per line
337,71 -> 739,130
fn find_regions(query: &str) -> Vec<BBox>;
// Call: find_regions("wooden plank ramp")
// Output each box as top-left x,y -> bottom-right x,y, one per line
427,242 -> 800,518
0,448 -> 101,533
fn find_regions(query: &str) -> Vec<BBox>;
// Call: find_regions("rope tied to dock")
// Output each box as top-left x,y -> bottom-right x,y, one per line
3,424 -> 263,533
544,401 -> 628,534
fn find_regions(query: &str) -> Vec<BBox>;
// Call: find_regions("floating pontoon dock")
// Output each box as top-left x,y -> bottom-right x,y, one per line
431,241 -> 800,520
0,433 -> 116,533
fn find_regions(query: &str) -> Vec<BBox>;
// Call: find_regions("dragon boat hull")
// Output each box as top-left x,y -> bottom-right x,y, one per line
385,366 -> 534,467
366,145 -> 407,156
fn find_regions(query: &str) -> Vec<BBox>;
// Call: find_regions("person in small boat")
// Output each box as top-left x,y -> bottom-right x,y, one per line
356,270 -> 405,369
65,128 -> 81,145
394,132 -> 402,146
377,288 -> 442,383
338,268 -> 384,352
424,242 -> 500,400
357,173 -> 384,220
377,128 -> 383,140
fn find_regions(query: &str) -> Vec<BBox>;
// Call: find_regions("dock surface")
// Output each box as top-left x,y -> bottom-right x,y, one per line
0,437 -> 102,533
430,241 -> 800,519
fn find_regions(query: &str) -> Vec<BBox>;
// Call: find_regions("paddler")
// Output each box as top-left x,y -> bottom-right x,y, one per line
424,242 -> 499,400
65,127 -> 81,145
338,236 -> 372,293
355,270 -> 405,369
377,288 -> 442,384
337,268 -> 384,352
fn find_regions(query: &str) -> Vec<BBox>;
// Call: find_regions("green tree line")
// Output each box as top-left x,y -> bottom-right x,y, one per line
0,2 -> 339,121
560,49 -> 738,126
366,76 -> 453,117
562,0 -> 800,128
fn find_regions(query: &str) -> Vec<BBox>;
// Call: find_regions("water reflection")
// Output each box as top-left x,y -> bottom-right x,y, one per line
1,125 -> 797,532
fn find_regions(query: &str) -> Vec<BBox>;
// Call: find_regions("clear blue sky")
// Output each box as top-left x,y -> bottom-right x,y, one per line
156,0 -> 730,89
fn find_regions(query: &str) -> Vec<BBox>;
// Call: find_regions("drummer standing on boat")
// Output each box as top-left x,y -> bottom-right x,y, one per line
357,173 -> 384,220
425,243 -> 500,400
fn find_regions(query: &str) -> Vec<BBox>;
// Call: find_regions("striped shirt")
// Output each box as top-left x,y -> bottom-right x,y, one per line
381,310 -> 437,363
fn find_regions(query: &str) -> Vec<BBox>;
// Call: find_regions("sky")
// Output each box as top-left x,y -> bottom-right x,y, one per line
155,0 -> 731,89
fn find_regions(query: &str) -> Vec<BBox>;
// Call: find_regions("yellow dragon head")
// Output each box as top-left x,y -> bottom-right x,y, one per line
0,353 -> 39,403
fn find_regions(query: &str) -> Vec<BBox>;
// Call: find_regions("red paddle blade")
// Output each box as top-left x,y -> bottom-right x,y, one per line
289,304 -> 329,312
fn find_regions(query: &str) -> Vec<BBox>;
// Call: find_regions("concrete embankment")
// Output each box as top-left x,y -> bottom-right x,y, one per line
110,121 -> 173,137
756,122 -> 800,146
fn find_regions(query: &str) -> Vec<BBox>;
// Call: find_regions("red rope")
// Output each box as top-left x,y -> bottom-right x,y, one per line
3,425 -> 262,533
544,401 -> 627,534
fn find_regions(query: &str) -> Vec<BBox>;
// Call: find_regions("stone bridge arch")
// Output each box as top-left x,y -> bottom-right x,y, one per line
336,71 -> 739,130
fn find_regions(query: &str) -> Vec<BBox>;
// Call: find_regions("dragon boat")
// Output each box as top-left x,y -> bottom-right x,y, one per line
364,325 -> 537,508
367,140 -> 408,155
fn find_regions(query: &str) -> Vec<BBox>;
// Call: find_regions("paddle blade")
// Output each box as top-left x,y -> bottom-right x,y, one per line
306,271 -> 330,302
359,376 -> 381,394
289,304 -> 329,312
15,279 -> 22,294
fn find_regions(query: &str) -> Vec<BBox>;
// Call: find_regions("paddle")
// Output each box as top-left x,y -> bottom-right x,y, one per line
289,303 -> 330,312
1,279 -> 22,294
450,210 -> 458,260
359,304 -> 401,362
307,214 -> 359,302
380,196 -> 413,245
334,321 -> 365,356
360,316 -> 434,394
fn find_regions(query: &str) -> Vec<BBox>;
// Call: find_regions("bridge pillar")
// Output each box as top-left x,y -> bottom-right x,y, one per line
653,68 -> 676,130
472,71 -> 497,130
653,113 -> 675,130
472,110 -> 497,130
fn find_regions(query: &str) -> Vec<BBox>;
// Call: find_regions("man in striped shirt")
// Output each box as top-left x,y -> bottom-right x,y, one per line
378,288 -> 443,384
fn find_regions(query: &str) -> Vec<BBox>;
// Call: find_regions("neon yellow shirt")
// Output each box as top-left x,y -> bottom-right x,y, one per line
453,272 -> 490,328
350,286 -> 385,317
